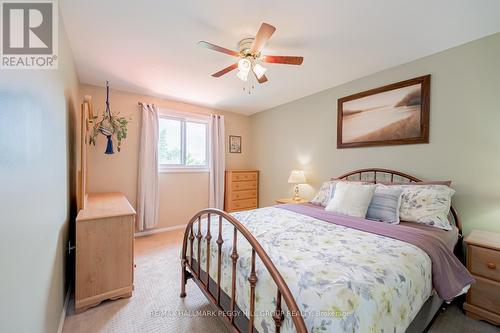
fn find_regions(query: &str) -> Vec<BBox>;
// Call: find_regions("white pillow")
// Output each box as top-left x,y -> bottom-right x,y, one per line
325,182 -> 376,218
310,180 -> 369,207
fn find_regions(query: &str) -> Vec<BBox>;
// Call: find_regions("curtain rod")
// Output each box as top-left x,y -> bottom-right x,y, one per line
137,102 -> 221,118
138,101 -> 154,107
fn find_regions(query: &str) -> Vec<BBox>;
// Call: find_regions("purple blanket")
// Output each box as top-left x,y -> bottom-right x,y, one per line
278,203 -> 474,302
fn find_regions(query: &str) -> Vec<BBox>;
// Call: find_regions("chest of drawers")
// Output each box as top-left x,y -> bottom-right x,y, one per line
224,170 -> 259,212
75,192 -> 135,313
464,229 -> 500,325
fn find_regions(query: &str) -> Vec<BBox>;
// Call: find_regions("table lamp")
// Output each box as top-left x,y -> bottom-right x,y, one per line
288,170 -> 307,201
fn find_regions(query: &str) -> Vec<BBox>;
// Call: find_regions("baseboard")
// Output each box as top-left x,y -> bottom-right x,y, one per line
57,286 -> 71,333
134,224 -> 186,237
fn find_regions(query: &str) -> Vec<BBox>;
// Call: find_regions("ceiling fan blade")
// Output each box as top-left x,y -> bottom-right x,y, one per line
212,63 -> 238,77
198,41 -> 239,57
253,71 -> 268,84
250,23 -> 276,54
261,55 -> 304,65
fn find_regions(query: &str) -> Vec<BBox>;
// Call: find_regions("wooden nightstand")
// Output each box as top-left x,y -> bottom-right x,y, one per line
463,229 -> 500,325
275,198 -> 309,205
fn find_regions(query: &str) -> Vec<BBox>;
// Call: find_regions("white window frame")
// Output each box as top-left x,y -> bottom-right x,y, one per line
158,112 -> 210,173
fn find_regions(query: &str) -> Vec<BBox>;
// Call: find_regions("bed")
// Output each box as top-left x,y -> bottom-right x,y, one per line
180,169 -> 472,333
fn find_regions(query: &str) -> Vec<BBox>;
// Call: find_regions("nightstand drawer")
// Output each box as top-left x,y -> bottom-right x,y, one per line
468,276 -> 500,315
469,245 -> 500,281
232,172 -> 258,182
231,198 -> 257,210
232,189 -> 257,200
231,181 -> 257,191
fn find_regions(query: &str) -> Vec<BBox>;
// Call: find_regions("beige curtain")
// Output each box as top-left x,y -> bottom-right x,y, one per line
137,104 -> 159,230
209,114 -> 225,209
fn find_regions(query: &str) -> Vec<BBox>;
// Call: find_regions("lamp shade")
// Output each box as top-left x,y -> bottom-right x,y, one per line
236,70 -> 248,81
252,63 -> 267,79
238,58 -> 251,73
288,170 -> 306,184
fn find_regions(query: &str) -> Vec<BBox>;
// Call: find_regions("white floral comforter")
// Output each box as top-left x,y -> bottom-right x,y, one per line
190,207 -> 433,333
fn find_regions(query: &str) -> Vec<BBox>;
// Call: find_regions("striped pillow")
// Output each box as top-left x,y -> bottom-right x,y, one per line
366,185 -> 404,224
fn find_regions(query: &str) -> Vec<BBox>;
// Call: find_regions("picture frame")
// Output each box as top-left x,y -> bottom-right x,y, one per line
229,135 -> 241,153
337,75 -> 430,148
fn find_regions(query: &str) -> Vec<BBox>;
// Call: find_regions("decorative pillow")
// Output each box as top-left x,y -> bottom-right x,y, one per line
325,182 -> 376,218
366,185 -> 404,224
393,184 -> 455,230
310,181 -> 336,206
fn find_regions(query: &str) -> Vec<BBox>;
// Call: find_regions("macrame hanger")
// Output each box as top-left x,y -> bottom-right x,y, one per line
105,81 -> 111,117
104,80 -> 114,154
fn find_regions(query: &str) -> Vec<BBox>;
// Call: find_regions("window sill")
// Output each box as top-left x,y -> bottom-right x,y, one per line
159,167 -> 210,174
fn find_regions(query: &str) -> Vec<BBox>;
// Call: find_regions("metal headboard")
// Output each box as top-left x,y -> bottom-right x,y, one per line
333,168 -> 461,233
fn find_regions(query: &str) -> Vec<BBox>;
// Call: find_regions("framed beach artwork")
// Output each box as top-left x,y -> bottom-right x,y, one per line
337,75 -> 430,148
229,135 -> 241,153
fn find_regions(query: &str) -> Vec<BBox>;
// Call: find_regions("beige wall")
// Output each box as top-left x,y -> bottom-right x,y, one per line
250,32 -> 500,236
0,16 -> 80,333
79,84 -> 252,229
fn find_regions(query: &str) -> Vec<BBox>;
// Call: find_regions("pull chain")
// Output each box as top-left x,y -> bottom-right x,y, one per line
242,84 -> 255,95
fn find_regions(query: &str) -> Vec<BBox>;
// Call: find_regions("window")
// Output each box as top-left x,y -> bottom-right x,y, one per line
158,115 -> 208,171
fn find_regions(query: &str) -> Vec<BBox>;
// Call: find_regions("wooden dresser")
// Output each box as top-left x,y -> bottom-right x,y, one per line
75,192 -> 136,313
224,170 -> 259,212
464,229 -> 500,325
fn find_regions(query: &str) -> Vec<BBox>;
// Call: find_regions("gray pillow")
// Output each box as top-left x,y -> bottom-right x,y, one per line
366,186 -> 403,224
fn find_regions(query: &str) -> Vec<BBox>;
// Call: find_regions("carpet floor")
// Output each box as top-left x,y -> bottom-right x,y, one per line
63,229 -> 499,333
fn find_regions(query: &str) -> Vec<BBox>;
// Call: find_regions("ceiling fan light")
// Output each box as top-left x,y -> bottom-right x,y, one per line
253,63 -> 267,79
237,58 -> 251,73
236,70 -> 248,82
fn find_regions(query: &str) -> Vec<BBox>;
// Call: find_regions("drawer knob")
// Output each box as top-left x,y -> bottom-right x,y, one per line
487,262 -> 496,270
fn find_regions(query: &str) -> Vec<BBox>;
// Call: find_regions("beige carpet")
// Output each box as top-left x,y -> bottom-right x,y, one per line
63,229 -> 499,333
63,229 -> 229,333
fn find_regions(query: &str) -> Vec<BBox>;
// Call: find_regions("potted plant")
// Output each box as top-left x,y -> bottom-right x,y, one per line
89,81 -> 129,154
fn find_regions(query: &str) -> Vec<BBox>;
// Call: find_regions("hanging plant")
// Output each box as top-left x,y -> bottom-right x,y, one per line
89,81 -> 130,154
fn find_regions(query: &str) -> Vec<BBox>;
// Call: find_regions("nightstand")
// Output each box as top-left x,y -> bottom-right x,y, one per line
275,198 -> 309,205
463,229 -> 500,325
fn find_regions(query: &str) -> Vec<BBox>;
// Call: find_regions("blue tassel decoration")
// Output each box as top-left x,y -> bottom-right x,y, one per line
105,135 -> 114,154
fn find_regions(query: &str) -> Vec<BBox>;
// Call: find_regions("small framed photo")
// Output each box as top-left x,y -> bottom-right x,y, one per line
229,135 -> 241,153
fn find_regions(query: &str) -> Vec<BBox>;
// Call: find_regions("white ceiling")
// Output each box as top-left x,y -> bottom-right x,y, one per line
61,0 -> 500,115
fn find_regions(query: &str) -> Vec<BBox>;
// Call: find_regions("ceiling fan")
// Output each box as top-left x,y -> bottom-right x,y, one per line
198,23 -> 304,84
